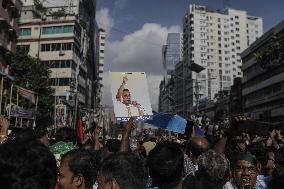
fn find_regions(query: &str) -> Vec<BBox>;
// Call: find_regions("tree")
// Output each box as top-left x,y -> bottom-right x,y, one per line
10,50 -> 55,127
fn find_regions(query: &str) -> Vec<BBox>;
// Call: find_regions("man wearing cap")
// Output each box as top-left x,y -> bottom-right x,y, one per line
225,152 -> 259,189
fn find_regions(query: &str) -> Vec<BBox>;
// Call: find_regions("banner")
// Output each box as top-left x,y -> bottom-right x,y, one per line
110,72 -> 153,121
16,86 -> 36,104
6,104 -> 34,119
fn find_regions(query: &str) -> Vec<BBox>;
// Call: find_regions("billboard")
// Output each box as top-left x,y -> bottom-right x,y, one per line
110,72 -> 153,121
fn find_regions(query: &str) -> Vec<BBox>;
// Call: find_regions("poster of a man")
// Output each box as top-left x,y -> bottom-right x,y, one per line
110,72 -> 153,121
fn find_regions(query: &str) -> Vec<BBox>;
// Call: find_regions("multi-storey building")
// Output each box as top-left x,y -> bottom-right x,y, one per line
174,61 -> 186,116
0,0 -> 22,73
17,0 -> 97,126
242,20 -> 284,125
158,77 -> 175,113
159,33 -> 181,113
95,28 -> 106,107
182,4 -> 263,114
17,0 -> 95,108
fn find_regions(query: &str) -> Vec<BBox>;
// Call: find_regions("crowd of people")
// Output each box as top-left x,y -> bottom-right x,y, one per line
0,114 -> 283,189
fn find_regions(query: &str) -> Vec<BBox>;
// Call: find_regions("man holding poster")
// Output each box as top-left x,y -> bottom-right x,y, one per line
110,72 -> 153,121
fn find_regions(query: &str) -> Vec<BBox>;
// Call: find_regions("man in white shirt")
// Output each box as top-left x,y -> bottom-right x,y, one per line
115,76 -> 144,118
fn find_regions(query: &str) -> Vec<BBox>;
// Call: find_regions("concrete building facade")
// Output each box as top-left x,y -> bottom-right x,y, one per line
17,0 -> 97,126
182,4 -> 263,114
242,20 -> 284,125
95,28 -> 106,107
0,0 -> 22,72
17,0 -> 96,105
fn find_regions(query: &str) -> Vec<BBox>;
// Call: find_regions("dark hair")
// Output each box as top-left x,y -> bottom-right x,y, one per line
95,147 -> 112,169
123,89 -> 130,92
197,150 -> 230,189
225,137 -> 246,164
99,152 -> 148,189
14,128 -> 37,143
61,149 -> 97,188
34,127 -> 48,139
106,139 -> 121,153
147,142 -> 184,189
55,127 -> 77,144
233,152 -> 257,168
275,147 -> 284,166
268,172 -> 284,189
0,139 -> 57,189
247,142 -> 268,166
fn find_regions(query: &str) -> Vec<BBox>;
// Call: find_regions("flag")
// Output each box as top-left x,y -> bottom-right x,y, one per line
16,87 -> 36,103
76,117 -> 84,143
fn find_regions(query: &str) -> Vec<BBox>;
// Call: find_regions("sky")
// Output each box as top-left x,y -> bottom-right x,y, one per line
96,0 -> 284,110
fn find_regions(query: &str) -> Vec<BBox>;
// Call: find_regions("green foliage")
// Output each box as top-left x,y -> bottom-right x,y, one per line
253,34 -> 284,69
34,0 -> 47,14
10,50 -> 55,127
49,8 -> 67,19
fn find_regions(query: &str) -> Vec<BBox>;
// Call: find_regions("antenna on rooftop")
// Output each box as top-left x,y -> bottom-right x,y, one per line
222,0 -> 231,8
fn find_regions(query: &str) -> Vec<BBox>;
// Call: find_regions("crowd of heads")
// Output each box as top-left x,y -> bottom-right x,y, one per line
0,114 -> 283,189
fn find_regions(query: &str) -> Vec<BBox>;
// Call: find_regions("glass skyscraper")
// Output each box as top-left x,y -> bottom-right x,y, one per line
163,33 -> 181,83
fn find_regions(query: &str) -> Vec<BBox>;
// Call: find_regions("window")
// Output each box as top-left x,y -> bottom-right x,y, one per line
41,43 -> 73,52
42,60 -> 75,69
19,28 -> 31,36
101,36 -> 105,40
100,43 -> 105,46
100,50 -> 104,53
17,45 -> 30,53
42,25 -> 74,34
235,22 -> 239,25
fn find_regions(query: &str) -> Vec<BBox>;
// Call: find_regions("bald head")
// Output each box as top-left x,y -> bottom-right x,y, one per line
186,137 -> 209,159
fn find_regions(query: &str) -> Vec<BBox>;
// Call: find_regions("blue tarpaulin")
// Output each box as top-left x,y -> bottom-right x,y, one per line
145,113 -> 187,134
194,124 -> 205,137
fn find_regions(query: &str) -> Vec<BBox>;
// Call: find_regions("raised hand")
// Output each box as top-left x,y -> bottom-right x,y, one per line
0,115 -> 10,136
122,76 -> 128,85
132,101 -> 141,108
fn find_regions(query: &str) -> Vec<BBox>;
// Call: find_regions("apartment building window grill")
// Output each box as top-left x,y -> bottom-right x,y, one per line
42,25 -> 74,34
41,60 -> 77,70
19,28 -> 32,36
41,43 -> 72,52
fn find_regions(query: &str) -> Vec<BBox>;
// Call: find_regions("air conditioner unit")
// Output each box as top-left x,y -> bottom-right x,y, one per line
59,50 -> 65,56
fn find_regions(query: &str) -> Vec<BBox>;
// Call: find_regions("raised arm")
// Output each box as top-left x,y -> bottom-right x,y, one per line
120,117 -> 135,152
116,76 -> 128,102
